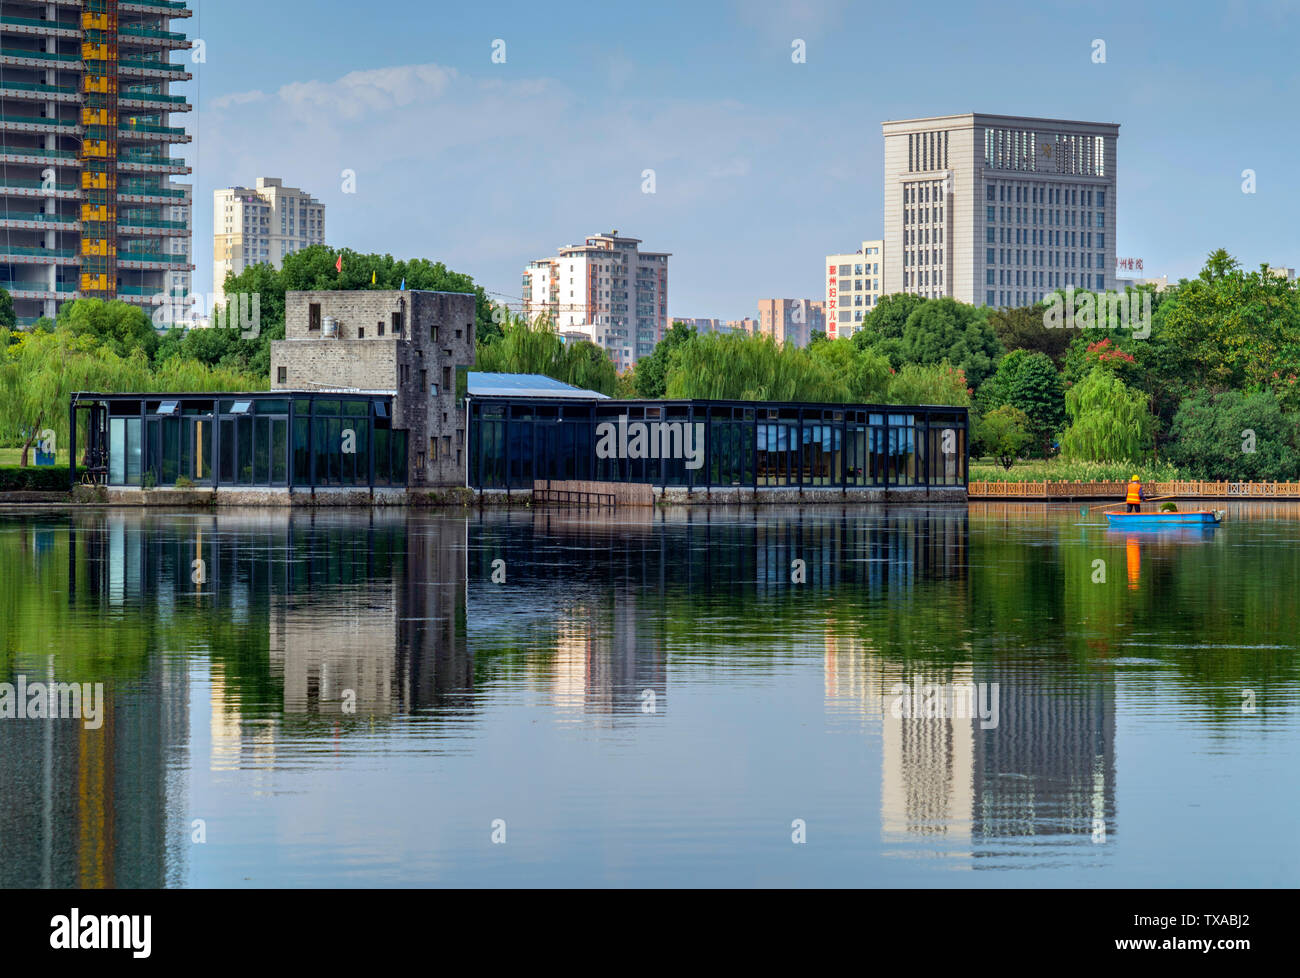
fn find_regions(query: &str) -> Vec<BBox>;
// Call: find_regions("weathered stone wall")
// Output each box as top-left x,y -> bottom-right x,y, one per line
272,290 -> 476,488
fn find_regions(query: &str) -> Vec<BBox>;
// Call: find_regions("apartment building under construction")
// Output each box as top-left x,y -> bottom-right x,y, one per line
1,0 -> 193,327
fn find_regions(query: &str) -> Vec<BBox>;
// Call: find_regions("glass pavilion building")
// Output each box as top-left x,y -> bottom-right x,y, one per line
70,375 -> 968,494
465,375 -> 968,492
71,391 -> 406,490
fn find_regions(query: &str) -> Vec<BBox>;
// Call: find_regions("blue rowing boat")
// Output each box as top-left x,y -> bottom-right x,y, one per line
1105,510 -> 1223,528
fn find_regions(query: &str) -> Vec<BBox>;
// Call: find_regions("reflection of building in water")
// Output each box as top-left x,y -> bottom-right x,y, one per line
971,668 -> 1115,843
817,505 -> 1116,857
550,588 -> 667,717
0,646 -> 188,888
266,515 -> 471,717
469,513 -> 674,719
826,639 -> 1117,855
825,641 -> 973,846
209,661 -> 276,776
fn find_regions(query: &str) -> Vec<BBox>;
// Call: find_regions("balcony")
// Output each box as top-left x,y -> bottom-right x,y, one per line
121,0 -> 193,15
0,145 -> 78,162
0,16 -> 80,36
118,182 -> 188,199
0,47 -> 81,66
119,217 -> 188,231
121,90 -> 190,106
0,79 -> 79,102
0,176 -> 80,197
118,24 -> 190,46
118,251 -> 190,264
0,113 -> 79,131
0,280 -> 79,298
0,245 -> 78,263
0,211 -> 79,226
120,92 -> 192,112
119,120 -> 190,142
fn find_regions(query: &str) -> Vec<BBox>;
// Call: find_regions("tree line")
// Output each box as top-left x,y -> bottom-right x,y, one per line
6,246 -> 1300,481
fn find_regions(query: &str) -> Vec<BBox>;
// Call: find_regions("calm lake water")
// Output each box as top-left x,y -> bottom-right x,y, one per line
0,503 -> 1297,888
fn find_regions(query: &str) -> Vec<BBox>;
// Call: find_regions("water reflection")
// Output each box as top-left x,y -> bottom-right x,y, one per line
0,504 -> 1295,887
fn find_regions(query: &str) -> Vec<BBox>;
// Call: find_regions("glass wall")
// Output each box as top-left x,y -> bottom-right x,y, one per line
98,394 -> 402,489
468,398 -> 968,491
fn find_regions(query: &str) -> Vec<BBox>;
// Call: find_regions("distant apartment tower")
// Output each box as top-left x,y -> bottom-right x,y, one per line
882,113 -> 1118,308
214,178 -> 325,303
669,316 -> 755,336
0,0 -> 195,326
825,240 -> 883,338
523,230 -> 668,370
757,299 -> 825,347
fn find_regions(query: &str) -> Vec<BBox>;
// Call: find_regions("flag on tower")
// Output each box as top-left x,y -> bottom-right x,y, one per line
336,254 -> 343,274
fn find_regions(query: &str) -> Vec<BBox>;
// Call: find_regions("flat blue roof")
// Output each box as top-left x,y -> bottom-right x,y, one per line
467,372 -> 609,400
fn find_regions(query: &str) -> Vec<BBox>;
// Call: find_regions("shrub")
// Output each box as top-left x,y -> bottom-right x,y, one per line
0,465 -> 81,492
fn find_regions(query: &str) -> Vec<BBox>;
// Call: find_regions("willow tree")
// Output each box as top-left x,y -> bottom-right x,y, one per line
664,332 -> 850,402
1060,367 -> 1155,462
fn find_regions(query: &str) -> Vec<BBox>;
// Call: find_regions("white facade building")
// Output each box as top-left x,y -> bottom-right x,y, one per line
214,178 -> 325,304
882,113 -> 1119,308
523,230 -> 668,371
825,240 -> 883,339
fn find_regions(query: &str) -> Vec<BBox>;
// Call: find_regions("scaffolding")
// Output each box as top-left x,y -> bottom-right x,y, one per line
79,0 -> 119,298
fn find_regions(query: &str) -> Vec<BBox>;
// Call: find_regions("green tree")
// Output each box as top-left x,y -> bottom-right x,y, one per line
979,404 -> 1033,470
634,321 -> 696,398
665,332 -> 850,402
979,350 -> 1065,456
885,361 -> 972,407
57,298 -> 159,360
1164,389 -> 1300,481
987,303 -> 1071,366
806,337 -> 892,401
1060,367 -> 1155,463
853,292 -> 928,346
560,339 -> 618,396
0,288 -> 14,330
867,298 -> 1002,390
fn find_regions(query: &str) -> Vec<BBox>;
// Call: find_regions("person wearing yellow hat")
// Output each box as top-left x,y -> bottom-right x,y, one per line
1126,475 -> 1142,513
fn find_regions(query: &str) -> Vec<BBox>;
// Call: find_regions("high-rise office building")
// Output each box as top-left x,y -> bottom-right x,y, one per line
0,0 -> 194,327
882,113 -> 1118,308
523,230 -> 668,371
213,178 -> 325,304
825,240 -> 883,339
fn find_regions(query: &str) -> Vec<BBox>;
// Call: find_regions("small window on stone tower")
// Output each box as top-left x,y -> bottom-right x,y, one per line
358,327 -> 365,339
277,367 -> 287,383
392,312 -> 402,334
378,320 -> 385,337
309,304 -> 321,330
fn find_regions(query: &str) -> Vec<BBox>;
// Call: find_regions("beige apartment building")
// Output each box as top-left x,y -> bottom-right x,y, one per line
214,178 -> 325,303
825,240 -> 883,339
756,299 -> 825,347
882,113 -> 1119,308
523,230 -> 669,371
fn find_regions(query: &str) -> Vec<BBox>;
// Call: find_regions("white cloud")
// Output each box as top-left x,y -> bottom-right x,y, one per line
190,62 -> 830,314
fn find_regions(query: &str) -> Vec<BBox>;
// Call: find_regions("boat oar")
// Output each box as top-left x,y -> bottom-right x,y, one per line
1087,494 -> 1179,512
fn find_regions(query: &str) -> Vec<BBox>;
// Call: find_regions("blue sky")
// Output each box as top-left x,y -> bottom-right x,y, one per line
184,0 -> 1300,317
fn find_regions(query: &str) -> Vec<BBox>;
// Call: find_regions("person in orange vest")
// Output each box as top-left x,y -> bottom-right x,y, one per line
1126,475 -> 1142,513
